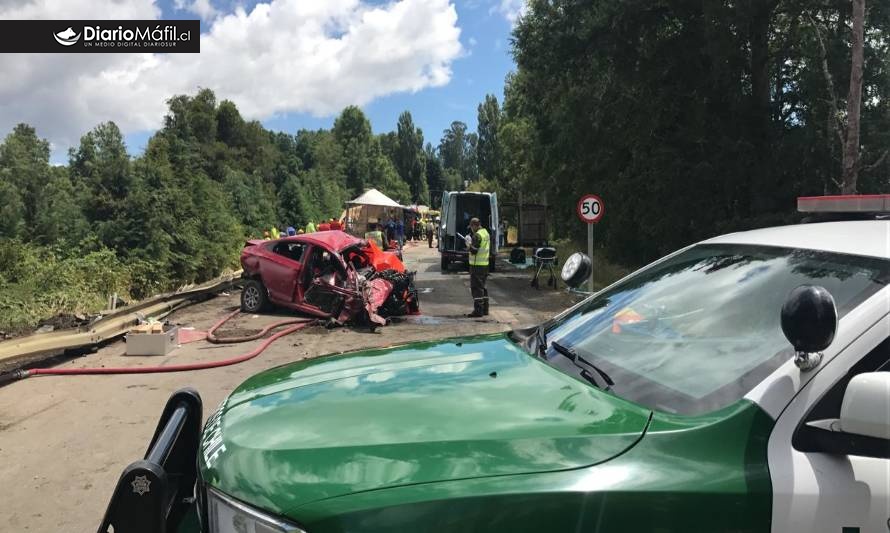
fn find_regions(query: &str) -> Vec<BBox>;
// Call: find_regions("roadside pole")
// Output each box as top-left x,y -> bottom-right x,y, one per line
576,194 -> 604,293
588,223 -> 594,292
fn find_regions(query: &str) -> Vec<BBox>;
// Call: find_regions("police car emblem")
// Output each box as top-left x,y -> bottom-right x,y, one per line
131,475 -> 151,495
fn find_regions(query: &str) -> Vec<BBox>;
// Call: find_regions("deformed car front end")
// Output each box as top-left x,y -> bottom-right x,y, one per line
239,231 -> 419,327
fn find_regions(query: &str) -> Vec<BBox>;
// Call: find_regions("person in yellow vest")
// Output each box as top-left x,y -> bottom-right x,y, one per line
270,226 -> 280,239
364,222 -> 387,249
466,217 -> 490,317
305,221 -> 316,233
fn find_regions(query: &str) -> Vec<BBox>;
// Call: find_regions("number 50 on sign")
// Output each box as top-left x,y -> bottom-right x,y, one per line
577,194 -> 604,224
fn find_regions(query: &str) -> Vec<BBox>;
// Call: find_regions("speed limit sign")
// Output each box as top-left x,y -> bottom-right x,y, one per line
577,194 -> 604,224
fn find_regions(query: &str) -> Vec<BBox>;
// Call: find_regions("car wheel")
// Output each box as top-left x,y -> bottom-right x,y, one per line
440,256 -> 449,271
241,279 -> 268,313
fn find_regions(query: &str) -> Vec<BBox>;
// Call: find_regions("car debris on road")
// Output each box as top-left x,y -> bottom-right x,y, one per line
239,230 -> 420,328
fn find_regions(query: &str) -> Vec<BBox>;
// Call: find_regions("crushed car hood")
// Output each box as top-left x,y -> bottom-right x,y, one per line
200,334 -> 652,515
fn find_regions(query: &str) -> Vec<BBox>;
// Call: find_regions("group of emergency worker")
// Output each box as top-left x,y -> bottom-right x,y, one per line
262,218 -> 344,240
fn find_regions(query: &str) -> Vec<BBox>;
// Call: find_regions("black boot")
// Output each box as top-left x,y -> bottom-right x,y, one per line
467,300 -> 484,318
482,297 -> 489,316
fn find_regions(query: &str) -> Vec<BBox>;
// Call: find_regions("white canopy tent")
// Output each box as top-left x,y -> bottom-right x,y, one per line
347,189 -> 403,208
344,189 -> 404,236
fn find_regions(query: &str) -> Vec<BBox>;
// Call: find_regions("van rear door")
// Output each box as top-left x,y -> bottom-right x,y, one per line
438,191 -> 451,253
490,192 -> 499,254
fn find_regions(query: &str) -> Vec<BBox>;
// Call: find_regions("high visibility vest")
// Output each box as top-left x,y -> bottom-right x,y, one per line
365,230 -> 384,249
306,222 -> 315,233
469,228 -> 490,266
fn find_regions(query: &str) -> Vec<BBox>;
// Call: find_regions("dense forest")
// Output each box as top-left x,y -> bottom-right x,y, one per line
1,0 -> 889,332
502,0 -> 890,265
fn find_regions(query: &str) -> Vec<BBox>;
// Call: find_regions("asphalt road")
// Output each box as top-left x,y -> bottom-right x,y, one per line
0,242 -> 580,532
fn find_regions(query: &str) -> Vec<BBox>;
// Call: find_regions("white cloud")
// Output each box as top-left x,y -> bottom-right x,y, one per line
174,0 -> 219,21
0,0 -> 462,154
491,0 -> 526,24
468,36 -> 477,46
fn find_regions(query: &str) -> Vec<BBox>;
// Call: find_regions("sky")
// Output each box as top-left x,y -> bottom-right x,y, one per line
0,0 -> 526,164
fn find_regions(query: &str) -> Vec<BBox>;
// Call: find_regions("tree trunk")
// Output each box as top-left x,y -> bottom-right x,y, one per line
749,0 -> 772,129
842,0 -> 865,194
748,0 -> 776,212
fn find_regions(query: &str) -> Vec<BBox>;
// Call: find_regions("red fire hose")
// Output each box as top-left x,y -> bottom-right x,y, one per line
3,311 -> 315,383
206,310 -> 311,344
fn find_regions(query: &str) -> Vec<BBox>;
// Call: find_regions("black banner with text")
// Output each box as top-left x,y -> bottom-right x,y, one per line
0,20 -> 200,53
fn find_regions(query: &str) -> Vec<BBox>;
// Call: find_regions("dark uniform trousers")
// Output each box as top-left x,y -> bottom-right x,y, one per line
469,265 -> 489,315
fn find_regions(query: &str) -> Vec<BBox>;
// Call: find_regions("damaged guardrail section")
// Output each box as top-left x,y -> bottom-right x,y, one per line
0,271 -> 242,371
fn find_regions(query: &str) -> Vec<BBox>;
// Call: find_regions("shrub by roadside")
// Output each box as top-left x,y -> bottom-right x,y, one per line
0,240 -> 145,335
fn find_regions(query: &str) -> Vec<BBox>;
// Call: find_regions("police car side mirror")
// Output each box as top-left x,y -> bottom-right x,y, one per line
797,373 -> 890,459
561,252 -> 592,288
781,285 -> 837,371
838,373 -> 890,439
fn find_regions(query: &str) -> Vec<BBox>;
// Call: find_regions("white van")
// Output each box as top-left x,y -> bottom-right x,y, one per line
438,191 -> 499,271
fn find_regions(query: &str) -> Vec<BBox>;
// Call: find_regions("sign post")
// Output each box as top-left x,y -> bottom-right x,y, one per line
588,224 -> 594,292
576,194 -> 604,292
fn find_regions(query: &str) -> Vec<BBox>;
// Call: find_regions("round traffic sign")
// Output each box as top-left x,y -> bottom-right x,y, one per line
577,194 -> 604,224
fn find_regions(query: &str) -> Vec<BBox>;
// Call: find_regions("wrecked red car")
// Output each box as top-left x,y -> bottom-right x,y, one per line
239,230 -> 419,326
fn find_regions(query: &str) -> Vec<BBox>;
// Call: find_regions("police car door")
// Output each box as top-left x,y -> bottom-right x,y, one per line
768,295 -> 890,533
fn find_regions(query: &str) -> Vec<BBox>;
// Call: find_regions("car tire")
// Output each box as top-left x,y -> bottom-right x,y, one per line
440,256 -> 449,272
241,279 -> 269,313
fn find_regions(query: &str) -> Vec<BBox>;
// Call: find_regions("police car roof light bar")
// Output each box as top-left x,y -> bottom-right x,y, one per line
798,194 -> 890,213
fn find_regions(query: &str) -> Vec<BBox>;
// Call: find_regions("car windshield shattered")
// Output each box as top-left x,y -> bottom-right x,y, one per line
535,244 -> 890,415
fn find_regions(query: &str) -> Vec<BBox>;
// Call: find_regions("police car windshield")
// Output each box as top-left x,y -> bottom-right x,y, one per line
543,244 -> 890,415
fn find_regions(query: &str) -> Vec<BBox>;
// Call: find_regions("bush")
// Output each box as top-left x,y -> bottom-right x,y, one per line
0,241 -> 133,334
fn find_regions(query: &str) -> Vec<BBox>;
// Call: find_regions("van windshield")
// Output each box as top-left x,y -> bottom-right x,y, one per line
540,244 -> 890,415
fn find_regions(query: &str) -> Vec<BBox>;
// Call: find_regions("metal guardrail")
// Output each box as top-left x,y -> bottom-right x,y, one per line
0,270 -> 243,368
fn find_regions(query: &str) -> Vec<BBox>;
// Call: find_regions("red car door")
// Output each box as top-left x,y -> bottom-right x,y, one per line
260,241 -> 305,304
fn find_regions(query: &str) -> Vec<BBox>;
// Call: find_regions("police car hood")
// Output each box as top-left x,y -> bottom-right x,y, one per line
199,334 -> 651,515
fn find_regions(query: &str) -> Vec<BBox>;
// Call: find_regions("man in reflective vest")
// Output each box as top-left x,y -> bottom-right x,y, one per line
466,217 -> 490,317
364,223 -> 386,249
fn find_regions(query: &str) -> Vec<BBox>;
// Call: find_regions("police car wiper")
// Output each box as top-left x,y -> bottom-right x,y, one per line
534,324 -> 548,358
550,340 -> 615,391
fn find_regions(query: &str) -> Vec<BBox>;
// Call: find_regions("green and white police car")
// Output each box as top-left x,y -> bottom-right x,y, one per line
100,195 -> 890,533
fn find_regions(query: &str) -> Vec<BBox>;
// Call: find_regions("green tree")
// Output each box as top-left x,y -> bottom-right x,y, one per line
439,121 -> 468,174
224,169 -> 278,235
68,121 -> 131,248
368,139 -> 411,203
0,181 -> 25,238
464,132 -> 479,183
425,143 -> 446,206
333,106 -> 373,196
476,94 -> 503,183
0,124 -> 52,230
394,111 -> 428,203
278,173 -> 315,229
34,169 -> 90,246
